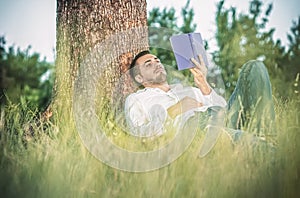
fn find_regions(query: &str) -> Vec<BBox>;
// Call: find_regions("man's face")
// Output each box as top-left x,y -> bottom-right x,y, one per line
135,54 -> 167,85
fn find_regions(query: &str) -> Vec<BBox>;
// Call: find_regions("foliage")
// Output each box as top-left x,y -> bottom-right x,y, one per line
0,36 -> 54,110
284,17 -> 300,96
213,0 -> 300,98
0,95 -> 299,197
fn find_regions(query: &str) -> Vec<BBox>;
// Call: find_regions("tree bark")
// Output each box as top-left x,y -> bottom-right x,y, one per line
50,0 -> 148,119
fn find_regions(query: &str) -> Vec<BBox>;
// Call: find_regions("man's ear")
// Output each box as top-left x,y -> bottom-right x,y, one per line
135,74 -> 143,84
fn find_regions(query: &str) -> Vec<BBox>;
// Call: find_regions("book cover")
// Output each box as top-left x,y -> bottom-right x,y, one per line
170,32 -> 208,70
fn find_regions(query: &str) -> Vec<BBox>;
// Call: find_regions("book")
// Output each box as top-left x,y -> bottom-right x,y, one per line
170,32 -> 209,70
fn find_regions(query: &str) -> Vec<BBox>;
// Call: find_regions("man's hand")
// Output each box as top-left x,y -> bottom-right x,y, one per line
167,96 -> 203,118
190,55 -> 211,95
191,54 -> 208,77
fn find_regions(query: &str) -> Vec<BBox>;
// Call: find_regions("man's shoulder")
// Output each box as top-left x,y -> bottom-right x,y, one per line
126,88 -> 148,101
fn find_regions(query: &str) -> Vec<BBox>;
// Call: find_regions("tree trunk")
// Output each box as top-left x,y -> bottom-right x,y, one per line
50,0 -> 148,119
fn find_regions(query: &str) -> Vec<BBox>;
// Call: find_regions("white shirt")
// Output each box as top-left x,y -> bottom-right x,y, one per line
124,84 -> 227,137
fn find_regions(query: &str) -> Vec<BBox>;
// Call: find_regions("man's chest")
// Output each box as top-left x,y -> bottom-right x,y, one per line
140,87 -> 202,110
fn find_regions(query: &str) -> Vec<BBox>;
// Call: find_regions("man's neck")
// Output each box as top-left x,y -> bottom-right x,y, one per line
144,82 -> 170,92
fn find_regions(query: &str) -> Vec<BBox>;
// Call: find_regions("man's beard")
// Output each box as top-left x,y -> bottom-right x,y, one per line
144,72 -> 167,85
153,72 -> 167,84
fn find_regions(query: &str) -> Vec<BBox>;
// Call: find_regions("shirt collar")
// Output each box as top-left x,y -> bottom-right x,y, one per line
138,83 -> 183,93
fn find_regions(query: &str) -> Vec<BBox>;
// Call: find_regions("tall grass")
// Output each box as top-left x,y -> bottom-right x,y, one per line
0,97 -> 299,198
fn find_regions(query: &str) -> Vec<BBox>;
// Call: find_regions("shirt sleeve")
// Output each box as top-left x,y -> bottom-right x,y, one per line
124,94 -> 168,137
203,89 -> 227,107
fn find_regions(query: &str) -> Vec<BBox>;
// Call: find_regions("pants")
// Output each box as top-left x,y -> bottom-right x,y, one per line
226,60 -> 275,136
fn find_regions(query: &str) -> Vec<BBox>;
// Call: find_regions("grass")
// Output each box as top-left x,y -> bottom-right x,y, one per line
0,96 -> 299,198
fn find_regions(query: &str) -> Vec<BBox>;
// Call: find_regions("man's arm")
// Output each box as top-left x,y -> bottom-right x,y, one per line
190,55 -> 227,107
190,55 -> 211,95
167,96 -> 203,118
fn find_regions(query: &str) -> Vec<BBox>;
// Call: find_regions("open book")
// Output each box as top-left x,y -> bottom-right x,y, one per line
170,32 -> 209,70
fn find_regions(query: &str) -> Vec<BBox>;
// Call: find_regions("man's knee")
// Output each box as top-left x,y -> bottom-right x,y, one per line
241,60 -> 270,83
242,60 -> 267,72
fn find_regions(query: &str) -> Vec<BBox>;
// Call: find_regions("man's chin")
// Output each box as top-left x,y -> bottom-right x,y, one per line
155,75 -> 167,84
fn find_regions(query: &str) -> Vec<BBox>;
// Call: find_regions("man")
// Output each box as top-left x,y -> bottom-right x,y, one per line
125,50 -> 275,139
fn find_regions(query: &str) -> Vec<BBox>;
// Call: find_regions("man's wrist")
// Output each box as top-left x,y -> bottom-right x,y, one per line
201,87 -> 212,95
197,81 -> 211,95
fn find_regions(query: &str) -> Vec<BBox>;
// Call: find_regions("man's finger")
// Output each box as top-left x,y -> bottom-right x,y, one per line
190,67 -> 204,76
196,55 -> 207,76
198,55 -> 205,66
190,68 -> 197,76
191,58 -> 200,67
194,76 -> 200,86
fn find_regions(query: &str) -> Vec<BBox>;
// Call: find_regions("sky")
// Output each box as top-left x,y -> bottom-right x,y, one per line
0,0 -> 299,63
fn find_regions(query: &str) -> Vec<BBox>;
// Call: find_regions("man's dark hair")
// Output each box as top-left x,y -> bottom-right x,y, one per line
129,50 -> 150,80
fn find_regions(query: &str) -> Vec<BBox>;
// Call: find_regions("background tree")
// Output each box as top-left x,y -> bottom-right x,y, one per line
0,36 -> 53,110
284,17 -> 300,96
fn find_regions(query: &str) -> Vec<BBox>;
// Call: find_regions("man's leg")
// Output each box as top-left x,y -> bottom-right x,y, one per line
226,60 -> 275,137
